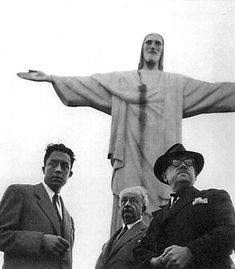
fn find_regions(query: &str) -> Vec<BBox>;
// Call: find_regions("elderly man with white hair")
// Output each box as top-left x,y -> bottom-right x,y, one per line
95,186 -> 148,269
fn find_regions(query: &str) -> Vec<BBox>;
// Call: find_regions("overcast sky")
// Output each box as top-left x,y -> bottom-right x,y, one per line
1,0 -> 235,267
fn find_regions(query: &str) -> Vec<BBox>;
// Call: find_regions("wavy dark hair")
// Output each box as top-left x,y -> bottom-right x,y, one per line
43,143 -> 76,168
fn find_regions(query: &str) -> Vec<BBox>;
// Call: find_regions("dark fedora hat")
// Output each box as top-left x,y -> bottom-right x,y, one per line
154,143 -> 204,184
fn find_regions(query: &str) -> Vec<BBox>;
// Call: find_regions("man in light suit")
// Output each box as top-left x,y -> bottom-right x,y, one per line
95,186 -> 148,269
134,143 -> 235,269
0,143 -> 75,269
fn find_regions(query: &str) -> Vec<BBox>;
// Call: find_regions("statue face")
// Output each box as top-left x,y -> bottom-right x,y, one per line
142,33 -> 163,68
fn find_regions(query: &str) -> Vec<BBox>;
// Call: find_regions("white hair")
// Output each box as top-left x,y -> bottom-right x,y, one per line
119,186 -> 149,207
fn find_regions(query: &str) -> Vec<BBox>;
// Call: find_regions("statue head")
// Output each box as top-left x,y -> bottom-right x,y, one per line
138,33 -> 164,71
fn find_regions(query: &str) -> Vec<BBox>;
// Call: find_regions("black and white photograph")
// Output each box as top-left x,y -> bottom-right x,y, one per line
1,0 -> 235,268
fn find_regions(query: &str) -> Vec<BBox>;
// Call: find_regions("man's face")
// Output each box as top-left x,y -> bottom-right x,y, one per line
120,192 -> 144,225
42,150 -> 73,193
164,156 -> 196,192
143,33 -> 163,66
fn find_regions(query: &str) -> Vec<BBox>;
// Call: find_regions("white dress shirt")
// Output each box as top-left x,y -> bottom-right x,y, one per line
42,182 -> 63,217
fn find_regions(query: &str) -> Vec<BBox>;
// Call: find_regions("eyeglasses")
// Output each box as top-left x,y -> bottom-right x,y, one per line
170,159 -> 194,167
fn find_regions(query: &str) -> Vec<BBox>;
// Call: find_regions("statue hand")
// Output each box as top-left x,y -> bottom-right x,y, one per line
17,70 -> 52,82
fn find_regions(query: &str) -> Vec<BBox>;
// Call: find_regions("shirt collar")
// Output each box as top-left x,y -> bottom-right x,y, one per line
123,218 -> 142,230
42,182 -> 60,202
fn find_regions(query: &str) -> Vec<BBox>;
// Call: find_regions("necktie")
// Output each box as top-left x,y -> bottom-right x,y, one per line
108,225 -> 128,254
170,193 -> 180,207
52,193 -> 62,221
116,225 -> 128,240
52,194 -> 64,237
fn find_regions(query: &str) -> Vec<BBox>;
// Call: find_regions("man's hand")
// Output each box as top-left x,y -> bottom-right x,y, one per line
161,245 -> 193,269
41,234 -> 70,257
150,255 -> 164,268
17,70 -> 52,82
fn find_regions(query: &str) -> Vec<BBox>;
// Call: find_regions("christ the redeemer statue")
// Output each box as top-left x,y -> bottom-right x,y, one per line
18,33 -> 235,235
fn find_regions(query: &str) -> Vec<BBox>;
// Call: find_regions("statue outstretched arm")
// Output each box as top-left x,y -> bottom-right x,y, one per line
18,70 -> 113,113
17,70 -> 53,83
183,76 -> 235,117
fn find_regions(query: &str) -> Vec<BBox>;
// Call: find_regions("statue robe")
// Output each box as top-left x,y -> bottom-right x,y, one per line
52,70 -> 235,234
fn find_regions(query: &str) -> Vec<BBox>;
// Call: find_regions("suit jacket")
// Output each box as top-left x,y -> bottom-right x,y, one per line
0,183 -> 74,269
134,187 -> 235,269
95,220 -> 148,269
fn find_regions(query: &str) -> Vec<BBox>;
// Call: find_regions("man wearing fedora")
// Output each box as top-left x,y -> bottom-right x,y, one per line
134,143 -> 235,269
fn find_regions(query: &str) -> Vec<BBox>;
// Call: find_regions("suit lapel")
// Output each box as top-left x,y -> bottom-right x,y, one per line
161,202 -> 171,223
109,221 -> 147,257
165,187 -> 200,221
34,183 -> 61,235
102,228 -> 122,259
60,197 -> 71,241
